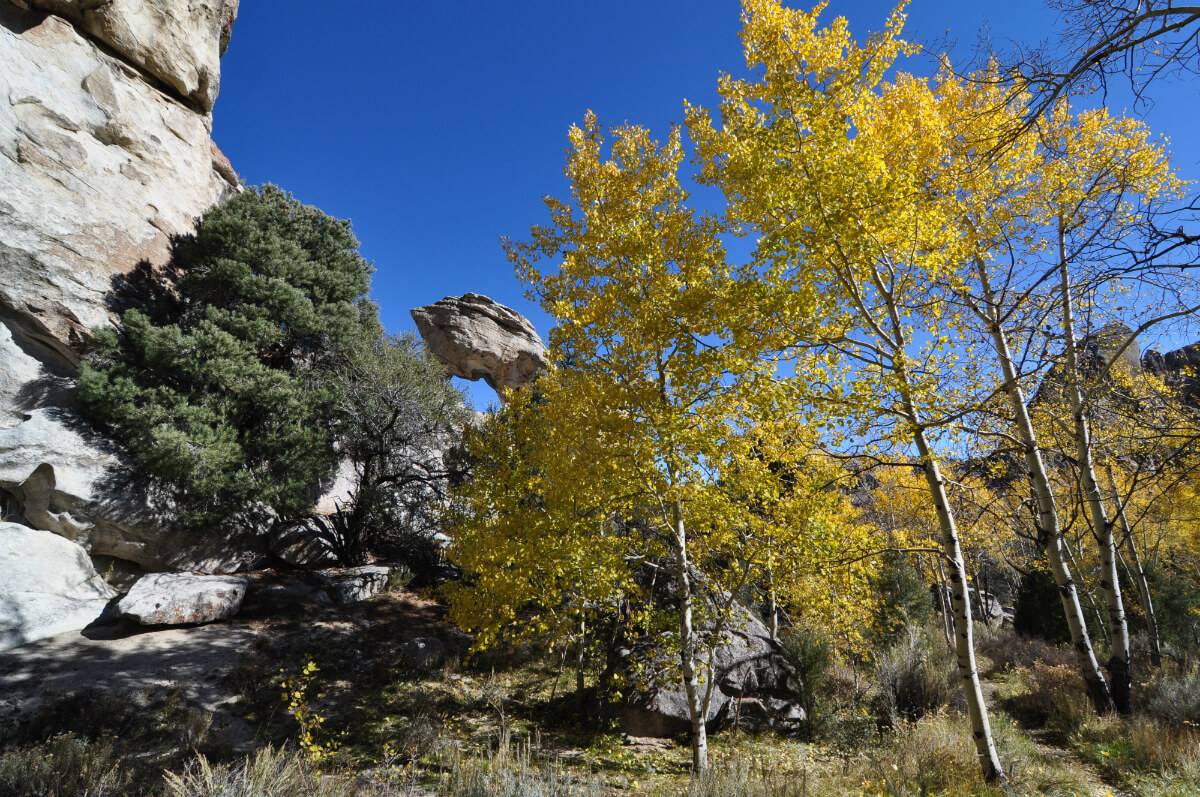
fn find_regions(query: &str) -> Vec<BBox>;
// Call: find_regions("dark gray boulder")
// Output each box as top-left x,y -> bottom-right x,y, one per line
617,602 -> 806,737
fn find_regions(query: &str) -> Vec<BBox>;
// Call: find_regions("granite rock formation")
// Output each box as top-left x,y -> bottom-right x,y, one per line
0,0 -> 241,572
411,293 -> 548,393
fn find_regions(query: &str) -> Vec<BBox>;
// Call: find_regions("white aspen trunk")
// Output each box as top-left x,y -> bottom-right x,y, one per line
910,426 -> 1006,784
1058,253 -> 1132,712
975,262 -> 1115,713
875,271 -> 1005,785
672,500 -> 708,773
935,557 -> 956,649
1107,463 -> 1163,667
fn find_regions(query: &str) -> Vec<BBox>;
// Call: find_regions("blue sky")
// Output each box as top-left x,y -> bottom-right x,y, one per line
213,1 -> 1199,406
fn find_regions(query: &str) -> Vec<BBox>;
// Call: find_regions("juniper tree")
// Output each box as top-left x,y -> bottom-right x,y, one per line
79,185 -> 377,528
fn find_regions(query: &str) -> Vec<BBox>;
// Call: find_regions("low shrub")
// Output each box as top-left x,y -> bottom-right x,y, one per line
1072,714 -> 1200,782
870,626 -> 956,725
1004,663 -> 1091,739
438,732 -> 604,797
688,757 -> 809,797
1141,664 -> 1200,725
1127,749 -> 1200,797
816,713 -> 1090,796
163,745 -> 351,797
975,625 -> 1075,675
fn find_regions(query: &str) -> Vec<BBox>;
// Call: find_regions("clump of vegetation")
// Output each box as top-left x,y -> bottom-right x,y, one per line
777,625 -> 833,739
279,660 -> 343,763
1142,665 -> 1200,725
79,186 -> 378,527
1004,663 -> 1093,740
439,732 -> 605,797
0,734 -> 130,797
870,627 -> 957,726
163,746 -> 351,797
319,332 -> 468,566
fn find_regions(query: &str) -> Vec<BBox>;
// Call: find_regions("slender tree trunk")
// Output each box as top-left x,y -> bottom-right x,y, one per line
874,266 -> 1005,786
672,500 -> 708,773
766,558 -> 779,641
975,262 -> 1115,713
1058,246 -> 1131,712
970,561 -> 987,623
576,617 -> 588,706
768,587 -> 779,642
1107,464 -> 1163,666
912,427 -> 1007,785
1064,535 -> 1110,646
935,558 -> 956,649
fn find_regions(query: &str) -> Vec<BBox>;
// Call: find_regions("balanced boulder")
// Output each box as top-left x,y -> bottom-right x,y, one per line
411,294 -> 547,393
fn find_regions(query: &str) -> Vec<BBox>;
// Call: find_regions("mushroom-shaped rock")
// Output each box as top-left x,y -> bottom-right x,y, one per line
411,294 -> 548,393
117,572 -> 248,625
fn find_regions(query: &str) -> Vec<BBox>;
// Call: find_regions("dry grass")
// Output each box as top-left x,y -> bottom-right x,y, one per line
1001,663 -> 1092,740
0,733 -> 131,797
975,625 -> 1077,676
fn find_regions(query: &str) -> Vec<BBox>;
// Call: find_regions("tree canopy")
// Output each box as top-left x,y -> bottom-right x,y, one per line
79,185 -> 378,527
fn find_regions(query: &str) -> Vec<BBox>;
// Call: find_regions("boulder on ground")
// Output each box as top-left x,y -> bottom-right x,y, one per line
117,572 -> 248,625
411,294 -> 547,393
0,521 -> 116,650
317,565 -> 395,605
617,602 -> 804,737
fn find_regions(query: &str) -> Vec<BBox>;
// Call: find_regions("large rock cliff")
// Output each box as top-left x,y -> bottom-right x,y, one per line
0,0 -> 242,574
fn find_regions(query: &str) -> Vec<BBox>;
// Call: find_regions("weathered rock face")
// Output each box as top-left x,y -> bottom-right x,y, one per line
411,293 -> 548,393
0,0 -> 241,573
29,0 -> 239,113
1144,339 -> 1200,403
0,521 -> 116,650
1,3 -> 238,367
117,572 -> 248,625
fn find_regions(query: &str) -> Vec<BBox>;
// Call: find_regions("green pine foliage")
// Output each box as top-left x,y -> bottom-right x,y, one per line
79,186 -> 378,527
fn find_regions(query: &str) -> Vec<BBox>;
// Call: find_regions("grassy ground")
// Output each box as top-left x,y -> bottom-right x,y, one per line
2,586 -> 1198,796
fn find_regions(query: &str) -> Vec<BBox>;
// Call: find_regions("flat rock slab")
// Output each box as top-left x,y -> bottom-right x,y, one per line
0,621 -> 257,747
118,572 -> 248,625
